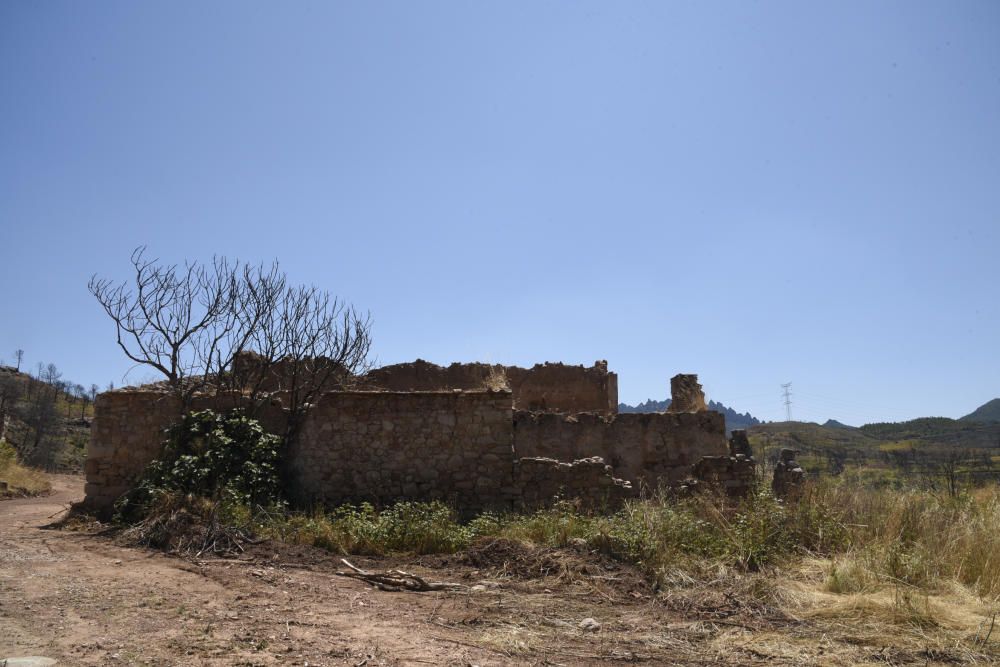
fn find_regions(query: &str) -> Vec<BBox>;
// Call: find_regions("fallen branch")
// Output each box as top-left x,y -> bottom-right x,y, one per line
335,558 -> 465,592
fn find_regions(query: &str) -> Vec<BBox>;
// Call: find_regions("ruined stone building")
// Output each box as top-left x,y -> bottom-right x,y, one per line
83,359 -> 754,514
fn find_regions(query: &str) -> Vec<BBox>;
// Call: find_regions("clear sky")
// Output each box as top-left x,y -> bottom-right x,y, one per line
2,1 -> 998,425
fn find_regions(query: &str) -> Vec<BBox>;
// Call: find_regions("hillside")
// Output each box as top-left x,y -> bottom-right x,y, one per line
618,398 -> 760,433
748,414 -> 1000,482
0,364 -> 94,471
859,416 -> 1000,448
748,421 -> 880,470
961,398 -> 1000,423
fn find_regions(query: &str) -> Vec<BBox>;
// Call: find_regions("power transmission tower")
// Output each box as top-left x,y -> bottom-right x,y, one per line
781,382 -> 793,422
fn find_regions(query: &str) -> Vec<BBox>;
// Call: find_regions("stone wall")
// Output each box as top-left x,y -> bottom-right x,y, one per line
690,456 -> 756,496
363,360 -> 618,415
230,351 -> 350,394
667,374 -> 707,413
287,390 -> 516,510
83,371 -> 744,512
84,391 -> 180,510
514,457 -> 634,509
83,390 -> 288,512
507,362 -> 618,415
512,410 -> 729,490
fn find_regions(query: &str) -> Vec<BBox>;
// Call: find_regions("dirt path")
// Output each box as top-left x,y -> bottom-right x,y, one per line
3,479 -> 995,666
0,478 -> 720,666
0,477 -> 509,665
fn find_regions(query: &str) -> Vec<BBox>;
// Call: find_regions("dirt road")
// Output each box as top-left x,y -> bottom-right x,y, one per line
1,477 -> 514,665
4,478 -> 995,666
0,477 -> 715,666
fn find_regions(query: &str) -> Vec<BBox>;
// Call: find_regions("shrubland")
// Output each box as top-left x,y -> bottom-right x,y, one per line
105,409 -> 1000,659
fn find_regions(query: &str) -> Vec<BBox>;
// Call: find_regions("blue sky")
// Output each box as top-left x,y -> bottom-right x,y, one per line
2,1 -> 998,425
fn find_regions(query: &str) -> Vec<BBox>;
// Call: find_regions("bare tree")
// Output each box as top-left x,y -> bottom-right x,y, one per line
74,383 -> 88,419
89,248 -> 285,405
16,371 -> 61,468
65,383 -> 76,418
914,446 -> 971,498
90,248 -> 373,424
14,349 -> 24,372
238,284 -> 373,437
42,364 -> 63,403
0,374 -> 22,442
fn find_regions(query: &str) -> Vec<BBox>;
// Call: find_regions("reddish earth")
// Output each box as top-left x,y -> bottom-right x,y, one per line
0,476 -> 732,666
4,477 -> 987,665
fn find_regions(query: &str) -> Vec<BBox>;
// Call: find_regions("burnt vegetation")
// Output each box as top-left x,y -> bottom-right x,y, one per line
88,247 -> 373,439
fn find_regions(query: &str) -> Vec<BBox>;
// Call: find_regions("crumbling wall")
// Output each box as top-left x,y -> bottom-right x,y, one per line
84,368 -> 738,513
514,457 -> 634,509
686,429 -> 757,497
363,360 -> 618,415
513,410 -> 728,490
362,359 -> 494,392
84,390 -> 288,513
506,362 -> 618,415
230,351 -> 351,394
84,391 -> 181,511
668,374 -> 707,413
288,390 -> 516,510
772,448 -> 805,500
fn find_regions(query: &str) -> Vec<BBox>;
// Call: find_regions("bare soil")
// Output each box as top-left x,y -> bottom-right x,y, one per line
1,477 -> 995,665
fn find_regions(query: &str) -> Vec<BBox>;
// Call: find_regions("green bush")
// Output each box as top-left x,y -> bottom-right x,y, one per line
264,501 -> 480,555
115,409 -> 284,523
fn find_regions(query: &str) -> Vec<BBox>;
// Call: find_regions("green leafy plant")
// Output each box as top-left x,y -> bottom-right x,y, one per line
115,409 -> 284,522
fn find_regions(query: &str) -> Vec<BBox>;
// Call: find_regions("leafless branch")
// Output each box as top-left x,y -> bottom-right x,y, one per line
89,247 -> 372,417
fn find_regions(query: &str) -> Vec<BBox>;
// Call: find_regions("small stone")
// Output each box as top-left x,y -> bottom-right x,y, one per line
579,617 -> 601,632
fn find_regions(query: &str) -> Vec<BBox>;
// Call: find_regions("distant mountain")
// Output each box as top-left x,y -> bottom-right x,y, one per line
961,399 -> 1000,423
823,419 -> 856,429
618,398 -> 760,433
619,398 -> 670,414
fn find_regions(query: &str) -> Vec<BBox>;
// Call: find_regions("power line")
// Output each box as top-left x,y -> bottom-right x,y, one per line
781,382 -> 793,422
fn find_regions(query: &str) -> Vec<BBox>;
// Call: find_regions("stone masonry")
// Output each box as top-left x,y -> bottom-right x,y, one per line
513,410 -> 728,490
667,374 -> 707,413
83,363 -> 754,513
363,360 -> 618,415
288,390 -> 515,509
84,390 -> 288,511
514,457 -> 634,509
772,448 -> 805,500
689,430 -> 757,497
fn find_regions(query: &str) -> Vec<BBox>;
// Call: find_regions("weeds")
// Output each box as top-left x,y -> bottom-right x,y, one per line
121,469 -> 1000,605
0,438 -> 51,496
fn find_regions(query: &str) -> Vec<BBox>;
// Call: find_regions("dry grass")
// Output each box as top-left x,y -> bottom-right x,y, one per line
0,440 -> 51,496
481,364 -> 510,392
773,558 -> 1000,663
114,472 -> 1000,663
807,483 -> 1000,600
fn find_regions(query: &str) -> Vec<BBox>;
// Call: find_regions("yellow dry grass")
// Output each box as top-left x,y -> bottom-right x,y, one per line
761,557 -> 1000,663
0,441 -> 51,496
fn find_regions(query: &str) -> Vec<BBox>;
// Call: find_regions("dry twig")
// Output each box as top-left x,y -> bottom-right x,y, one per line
335,558 -> 466,592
